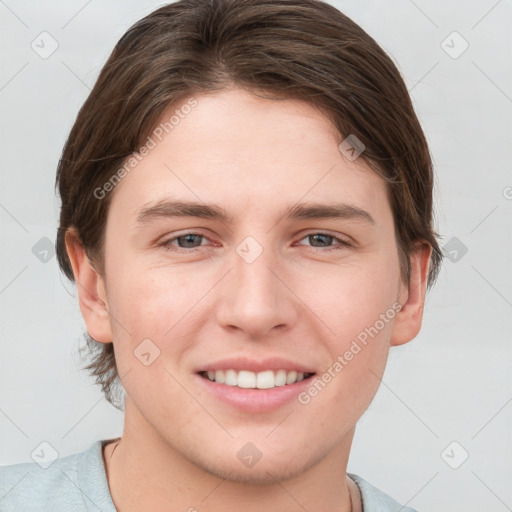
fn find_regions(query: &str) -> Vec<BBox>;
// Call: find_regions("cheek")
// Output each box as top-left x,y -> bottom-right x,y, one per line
298,257 -> 400,347
296,256 -> 400,406
106,269 -> 197,414
107,261 -> 199,338
105,262 -> 217,386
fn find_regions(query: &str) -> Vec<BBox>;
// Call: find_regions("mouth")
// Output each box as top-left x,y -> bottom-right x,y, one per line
194,356 -> 317,413
198,369 -> 316,389
195,366 -> 317,413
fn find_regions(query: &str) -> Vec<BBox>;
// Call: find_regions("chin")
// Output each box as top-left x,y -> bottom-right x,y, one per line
211,461 -> 306,486
194,448 -> 314,486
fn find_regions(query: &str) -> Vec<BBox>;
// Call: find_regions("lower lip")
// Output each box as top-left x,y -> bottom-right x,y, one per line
195,373 -> 315,413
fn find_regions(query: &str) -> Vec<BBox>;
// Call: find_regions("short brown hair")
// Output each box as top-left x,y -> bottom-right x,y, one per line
56,0 -> 443,409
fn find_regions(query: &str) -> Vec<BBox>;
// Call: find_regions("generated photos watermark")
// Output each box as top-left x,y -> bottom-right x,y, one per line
297,301 -> 402,405
93,97 -> 198,200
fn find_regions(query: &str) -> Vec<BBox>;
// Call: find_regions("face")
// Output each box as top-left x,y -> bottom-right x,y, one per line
73,88 -> 424,484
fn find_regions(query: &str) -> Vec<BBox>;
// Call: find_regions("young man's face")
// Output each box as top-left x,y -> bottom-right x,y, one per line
69,87 -> 429,484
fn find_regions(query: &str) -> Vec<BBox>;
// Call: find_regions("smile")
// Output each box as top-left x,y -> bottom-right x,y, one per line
199,369 -> 315,389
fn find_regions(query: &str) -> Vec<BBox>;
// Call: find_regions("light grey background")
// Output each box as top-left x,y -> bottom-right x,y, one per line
1,1 -> 511,511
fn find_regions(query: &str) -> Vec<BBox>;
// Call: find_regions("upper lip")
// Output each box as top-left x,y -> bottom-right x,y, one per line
196,356 -> 316,374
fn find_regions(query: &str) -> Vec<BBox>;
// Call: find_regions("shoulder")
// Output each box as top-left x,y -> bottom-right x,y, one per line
0,439 -> 117,512
348,472 -> 420,512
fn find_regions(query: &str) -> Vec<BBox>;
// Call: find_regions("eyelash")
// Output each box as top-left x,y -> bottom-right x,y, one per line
160,231 -> 354,253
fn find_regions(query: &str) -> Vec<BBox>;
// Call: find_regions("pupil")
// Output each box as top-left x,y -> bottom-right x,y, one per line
179,234 -> 200,248
311,234 -> 331,247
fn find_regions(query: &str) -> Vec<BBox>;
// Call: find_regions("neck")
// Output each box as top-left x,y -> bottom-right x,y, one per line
104,398 -> 356,512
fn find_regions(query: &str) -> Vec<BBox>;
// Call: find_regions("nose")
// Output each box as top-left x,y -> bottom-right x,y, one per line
215,238 -> 298,340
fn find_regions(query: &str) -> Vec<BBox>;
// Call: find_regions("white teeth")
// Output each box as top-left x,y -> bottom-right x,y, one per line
286,370 -> 297,385
238,370 -> 256,388
225,369 -> 238,386
275,369 -> 287,386
256,370 -> 275,389
203,369 -> 312,388
214,369 -> 225,384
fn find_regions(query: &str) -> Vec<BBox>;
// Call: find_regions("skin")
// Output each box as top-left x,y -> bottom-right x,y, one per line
66,87 -> 431,512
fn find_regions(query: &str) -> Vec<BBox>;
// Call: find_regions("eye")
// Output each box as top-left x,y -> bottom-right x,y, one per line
160,232 -> 210,252
160,231 -> 353,254
295,232 -> 353,252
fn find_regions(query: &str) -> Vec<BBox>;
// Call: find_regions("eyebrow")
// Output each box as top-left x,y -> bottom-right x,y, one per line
135,199 -> 375,225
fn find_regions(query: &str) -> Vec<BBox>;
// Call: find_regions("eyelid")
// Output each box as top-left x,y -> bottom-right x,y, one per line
160,229 -> 355,253
160,230 -> 214,249
295,228 -> 355,246
294,231 -> 355,251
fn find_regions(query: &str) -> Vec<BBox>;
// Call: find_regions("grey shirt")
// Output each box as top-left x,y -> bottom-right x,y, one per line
0,439 -> 419,511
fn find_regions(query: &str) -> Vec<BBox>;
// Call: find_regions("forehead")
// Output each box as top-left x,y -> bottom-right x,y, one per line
108,88 -> 390,225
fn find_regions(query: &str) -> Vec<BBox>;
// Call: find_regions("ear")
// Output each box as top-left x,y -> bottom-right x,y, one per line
65,228 -> 113,344
390,243 -> 432,347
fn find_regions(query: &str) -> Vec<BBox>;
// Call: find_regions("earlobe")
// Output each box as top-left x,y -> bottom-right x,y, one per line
65,228 -> 113,344
390,243 -> 432,347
